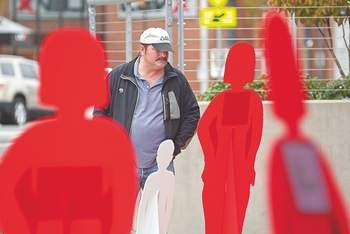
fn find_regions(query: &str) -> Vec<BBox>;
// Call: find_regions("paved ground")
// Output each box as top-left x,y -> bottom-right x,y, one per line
0,125 -> 26,156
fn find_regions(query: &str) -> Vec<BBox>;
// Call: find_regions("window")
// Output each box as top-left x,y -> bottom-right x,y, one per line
117,0 -> 197,19
120,0 -> 165,12
40,0 -> 85,12
19,63 -> 37,79
0,63 -> 15,77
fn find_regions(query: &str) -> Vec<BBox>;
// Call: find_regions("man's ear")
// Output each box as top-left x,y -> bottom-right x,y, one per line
139,45 -> 146,56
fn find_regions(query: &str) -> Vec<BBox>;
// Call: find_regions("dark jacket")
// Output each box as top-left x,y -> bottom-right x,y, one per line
94,57 -> 200,156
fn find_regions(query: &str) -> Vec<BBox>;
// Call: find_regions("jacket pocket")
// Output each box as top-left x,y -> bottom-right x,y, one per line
162,93 -> 169,120
168,91 -> 180,120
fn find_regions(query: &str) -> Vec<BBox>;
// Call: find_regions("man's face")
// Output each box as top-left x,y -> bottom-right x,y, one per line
141,44 -> 169,70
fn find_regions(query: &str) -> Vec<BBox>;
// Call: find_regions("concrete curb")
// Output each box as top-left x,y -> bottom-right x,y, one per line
0,127 -> 24,143
0,133 -> 17,143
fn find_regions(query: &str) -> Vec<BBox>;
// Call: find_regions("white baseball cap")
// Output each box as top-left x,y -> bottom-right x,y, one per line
140,27 -> 173,52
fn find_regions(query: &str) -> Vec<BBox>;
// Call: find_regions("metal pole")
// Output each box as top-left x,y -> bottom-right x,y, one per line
88,3 -> 96,36
80,0 -> 85,27
12,0 -> 17,55
198,0 -> 209,93
36,0 -> 41,55
291,13 -> 297,54
165,0 -> 173,64
125,2 -> 132,62
216,28 -> 222,49
177,0 -> 185,72
58,3 -> 64,27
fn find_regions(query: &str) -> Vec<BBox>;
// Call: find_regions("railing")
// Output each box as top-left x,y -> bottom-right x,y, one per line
89,2 -> 350,99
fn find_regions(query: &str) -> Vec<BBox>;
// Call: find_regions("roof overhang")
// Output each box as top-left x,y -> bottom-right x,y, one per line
0,16 -> 32,34
87,0 -> 136,5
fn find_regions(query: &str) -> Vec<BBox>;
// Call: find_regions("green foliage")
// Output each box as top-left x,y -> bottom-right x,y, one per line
305,75 -> 350,100
197,75 -> 269,101
197,74 -> 350,101
242,0 -> 267,7
197,82 -> 231,101
268,0 -> 350,26
267,0 -> 350,78
246,74 -> 270,99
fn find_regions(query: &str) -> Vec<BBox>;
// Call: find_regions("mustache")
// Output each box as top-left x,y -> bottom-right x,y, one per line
156,57 -> 168,61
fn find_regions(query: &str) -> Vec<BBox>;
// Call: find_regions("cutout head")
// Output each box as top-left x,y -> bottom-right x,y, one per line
156,140 -> 175,170
264,12 -> 305,136
223,42 -> 256,89
39,28 -> 108,115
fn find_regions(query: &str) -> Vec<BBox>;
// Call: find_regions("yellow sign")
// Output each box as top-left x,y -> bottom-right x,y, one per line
208,0 -> 228,7
200,7 -> 237,28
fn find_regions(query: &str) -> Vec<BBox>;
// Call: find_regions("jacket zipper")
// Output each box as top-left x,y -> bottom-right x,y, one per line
161,79 -> 173,138
121,74 -> 139,133
121,72 -> 176,136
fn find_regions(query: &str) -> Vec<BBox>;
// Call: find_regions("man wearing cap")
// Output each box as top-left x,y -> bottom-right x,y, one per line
94,27 -> 200,190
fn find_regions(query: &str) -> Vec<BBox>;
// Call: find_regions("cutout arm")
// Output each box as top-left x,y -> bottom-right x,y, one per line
247,94 -> 263,185
198,94 -> 223,159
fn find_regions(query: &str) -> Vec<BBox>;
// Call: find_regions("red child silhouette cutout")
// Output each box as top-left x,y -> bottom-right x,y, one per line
0,29 -> 137,234
198,42 -> 263,234
264,11 -> 349,234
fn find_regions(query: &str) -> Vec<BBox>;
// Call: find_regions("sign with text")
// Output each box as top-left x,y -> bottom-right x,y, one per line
200,7 -> 237,28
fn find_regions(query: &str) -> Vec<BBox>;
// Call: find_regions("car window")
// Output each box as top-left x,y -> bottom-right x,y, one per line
0,62 -> 15,76
19,63 -> 37,79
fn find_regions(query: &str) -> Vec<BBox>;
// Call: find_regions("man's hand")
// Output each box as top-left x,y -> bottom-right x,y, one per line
181,137 -> 193,150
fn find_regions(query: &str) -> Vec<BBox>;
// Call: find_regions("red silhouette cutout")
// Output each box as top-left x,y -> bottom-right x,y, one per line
264,11 -> 349,234
0,29 -> 137,234
198,42 -> 263,234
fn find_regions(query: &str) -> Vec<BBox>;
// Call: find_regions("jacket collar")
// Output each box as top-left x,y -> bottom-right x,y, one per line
121,56 -> 178,83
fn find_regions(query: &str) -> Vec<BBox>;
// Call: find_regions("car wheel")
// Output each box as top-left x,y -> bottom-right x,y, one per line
12,97 -> 27,126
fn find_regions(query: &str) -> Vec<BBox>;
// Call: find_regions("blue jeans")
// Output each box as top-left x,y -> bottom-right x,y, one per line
137,161 -> 175,189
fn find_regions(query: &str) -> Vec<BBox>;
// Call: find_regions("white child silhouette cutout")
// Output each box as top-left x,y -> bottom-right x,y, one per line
136,139 -> 176,234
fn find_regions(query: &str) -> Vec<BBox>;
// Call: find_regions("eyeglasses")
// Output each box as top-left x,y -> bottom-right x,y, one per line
146,45 -> 168,55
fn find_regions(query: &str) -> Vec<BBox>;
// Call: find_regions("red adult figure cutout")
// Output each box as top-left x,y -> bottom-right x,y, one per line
264,11 -> 349,234
198,42 -> 263,234
0,29 -> 137,234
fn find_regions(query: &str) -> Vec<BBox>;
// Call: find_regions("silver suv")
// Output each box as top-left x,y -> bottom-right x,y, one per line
0,55 -> 43,125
